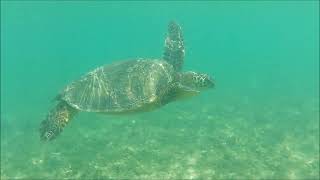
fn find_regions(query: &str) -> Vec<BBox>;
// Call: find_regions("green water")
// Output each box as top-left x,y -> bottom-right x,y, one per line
1,1 -> 319,179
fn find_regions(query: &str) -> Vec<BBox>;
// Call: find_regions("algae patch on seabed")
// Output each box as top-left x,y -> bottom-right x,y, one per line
1,97 -> 319,179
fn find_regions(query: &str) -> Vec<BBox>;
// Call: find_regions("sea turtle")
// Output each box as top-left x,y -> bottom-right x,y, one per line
39,21 -> 214,141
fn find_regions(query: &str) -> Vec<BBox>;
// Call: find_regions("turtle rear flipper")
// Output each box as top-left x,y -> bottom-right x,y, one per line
163,21 -> 185,71
39,101 -> 77,141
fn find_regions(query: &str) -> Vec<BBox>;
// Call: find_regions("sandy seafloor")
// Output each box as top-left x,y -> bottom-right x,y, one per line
1,1 -> 319,179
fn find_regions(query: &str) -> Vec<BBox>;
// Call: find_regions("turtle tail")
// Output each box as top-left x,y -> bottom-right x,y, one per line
39,101 -> 77,141
163,21 -> 185,71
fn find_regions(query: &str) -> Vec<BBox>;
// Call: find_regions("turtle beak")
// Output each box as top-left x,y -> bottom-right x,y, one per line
206,75 -> 215,88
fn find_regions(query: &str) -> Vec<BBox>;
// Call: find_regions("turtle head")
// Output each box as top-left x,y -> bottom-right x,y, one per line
172,71 -> 214,101
178,71 -> 214,91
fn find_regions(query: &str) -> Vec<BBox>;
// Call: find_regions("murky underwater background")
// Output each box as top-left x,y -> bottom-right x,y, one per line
1,1 -> 319,179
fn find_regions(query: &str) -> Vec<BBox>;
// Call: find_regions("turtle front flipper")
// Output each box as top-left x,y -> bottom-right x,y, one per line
163,21 -> 185,71
39,101 -> 77,141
